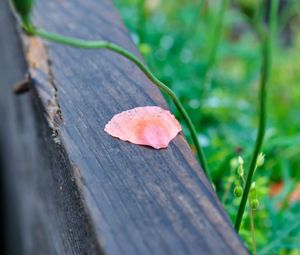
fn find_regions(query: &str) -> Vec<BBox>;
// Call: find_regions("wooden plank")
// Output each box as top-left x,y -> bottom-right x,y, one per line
0,0 -> 248,254
0,3 -> 102,254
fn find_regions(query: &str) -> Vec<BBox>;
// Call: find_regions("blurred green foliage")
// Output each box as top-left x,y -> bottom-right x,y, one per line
114,0 -> 300,253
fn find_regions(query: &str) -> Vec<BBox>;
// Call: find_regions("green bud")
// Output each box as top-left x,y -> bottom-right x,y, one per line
238,156 -> 244,166
10,0 -> 34,27
234,186 -> 243,197
250,182 -> 256,191
251,199 -> 259,210
256,153 -> 265,167
237,165 -> 244,176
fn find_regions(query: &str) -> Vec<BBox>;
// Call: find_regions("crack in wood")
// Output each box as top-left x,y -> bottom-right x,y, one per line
12,75 -> 30,94
24,36 -> 63,143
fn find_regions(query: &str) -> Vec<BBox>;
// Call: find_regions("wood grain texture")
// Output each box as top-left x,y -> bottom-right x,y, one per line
0,0 -> 248,254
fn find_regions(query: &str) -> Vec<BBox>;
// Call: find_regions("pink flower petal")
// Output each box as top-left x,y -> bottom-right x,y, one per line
104,106 -> 182,149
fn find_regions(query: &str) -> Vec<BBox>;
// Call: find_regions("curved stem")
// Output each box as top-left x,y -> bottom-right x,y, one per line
234,0 -> 279,232
25,26 -> 212,182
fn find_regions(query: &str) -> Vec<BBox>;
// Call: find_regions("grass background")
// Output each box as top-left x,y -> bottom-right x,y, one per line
114,0 -> 300,254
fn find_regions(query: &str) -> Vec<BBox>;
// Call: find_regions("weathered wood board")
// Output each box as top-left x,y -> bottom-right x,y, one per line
0,0 -> 248,254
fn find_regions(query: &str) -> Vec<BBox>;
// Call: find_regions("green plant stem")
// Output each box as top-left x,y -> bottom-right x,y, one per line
249,203 -> 257,255
234,0 -> 279,232
24,26 -> 212,182
242,175 -> 257,255
201,0 -> 229,88
240,170 -> 257,254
